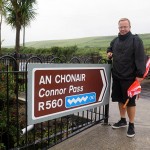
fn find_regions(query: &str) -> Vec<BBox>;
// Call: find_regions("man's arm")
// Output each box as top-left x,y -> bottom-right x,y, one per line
134,36 -> 146,79
106,37 -> 118,59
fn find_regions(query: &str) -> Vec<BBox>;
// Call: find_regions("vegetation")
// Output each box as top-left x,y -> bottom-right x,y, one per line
3,0 -> 37,52
0,63 -> 16,149
19,33 -> 150,49
0,0 -> 7,54
1,33 -> 150,59
22,35 -> 115,49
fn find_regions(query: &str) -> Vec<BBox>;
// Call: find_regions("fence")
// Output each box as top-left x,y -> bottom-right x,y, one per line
0,55 -> 110,150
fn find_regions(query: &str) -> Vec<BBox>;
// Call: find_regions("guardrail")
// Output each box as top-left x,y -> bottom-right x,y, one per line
0,55 -> 110,150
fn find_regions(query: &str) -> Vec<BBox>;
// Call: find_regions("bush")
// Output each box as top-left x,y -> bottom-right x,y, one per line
1,45 -> 110,60
0,63 -> 16,149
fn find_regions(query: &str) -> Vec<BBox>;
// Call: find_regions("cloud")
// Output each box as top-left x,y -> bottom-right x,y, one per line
2,0 -> 150,46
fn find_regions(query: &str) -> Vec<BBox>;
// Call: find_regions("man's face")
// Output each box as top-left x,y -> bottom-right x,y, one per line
118,20 -> 131,35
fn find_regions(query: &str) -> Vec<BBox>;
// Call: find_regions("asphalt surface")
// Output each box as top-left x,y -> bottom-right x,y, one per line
50,79 -> 150,150
140,79 -> 150,99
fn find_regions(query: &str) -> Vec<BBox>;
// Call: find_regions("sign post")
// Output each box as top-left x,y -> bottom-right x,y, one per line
27,64 -> 111,125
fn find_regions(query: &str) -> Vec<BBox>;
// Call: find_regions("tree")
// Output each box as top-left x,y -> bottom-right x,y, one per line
0,0 -> 6,55
0,4 -> 3,55
5,0 -> 37,53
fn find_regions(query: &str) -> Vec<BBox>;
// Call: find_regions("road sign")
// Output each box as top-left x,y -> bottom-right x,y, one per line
27,64 -> 111,125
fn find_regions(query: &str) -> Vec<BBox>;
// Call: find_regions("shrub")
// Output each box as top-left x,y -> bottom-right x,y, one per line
0,63 -> 16,149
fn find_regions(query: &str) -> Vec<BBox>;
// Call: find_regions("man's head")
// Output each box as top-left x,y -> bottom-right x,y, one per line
118,18 -> 131,35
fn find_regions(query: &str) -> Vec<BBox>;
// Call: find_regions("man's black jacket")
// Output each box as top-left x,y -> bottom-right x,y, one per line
107,32 -> 146,80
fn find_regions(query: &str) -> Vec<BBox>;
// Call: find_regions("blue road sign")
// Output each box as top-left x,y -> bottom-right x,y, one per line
65,92 -> 96,108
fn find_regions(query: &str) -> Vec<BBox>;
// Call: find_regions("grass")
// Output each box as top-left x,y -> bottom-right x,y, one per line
23,35 -> 116,48
3,33 -> 150,58
24,33 -> 150,49
23,33 -> 150,57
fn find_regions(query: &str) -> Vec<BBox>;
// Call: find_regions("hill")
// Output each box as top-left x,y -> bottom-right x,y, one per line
24,36 -> 115,48
24,33 -> 150,49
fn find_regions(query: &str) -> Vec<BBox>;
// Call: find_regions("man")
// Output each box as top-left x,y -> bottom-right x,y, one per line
107,18 -> 146,137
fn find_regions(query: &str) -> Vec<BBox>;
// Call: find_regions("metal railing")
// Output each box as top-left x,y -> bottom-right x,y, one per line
0,55 -> 109,150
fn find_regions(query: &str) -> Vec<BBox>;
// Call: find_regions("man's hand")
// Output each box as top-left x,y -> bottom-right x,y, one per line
107,52 -> 113,59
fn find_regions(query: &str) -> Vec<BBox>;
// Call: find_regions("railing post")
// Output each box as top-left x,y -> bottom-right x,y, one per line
104,104 -> 109,124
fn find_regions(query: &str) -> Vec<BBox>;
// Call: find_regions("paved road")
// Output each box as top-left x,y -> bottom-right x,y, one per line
50,79 -> 150,150
141,79 -> 150,99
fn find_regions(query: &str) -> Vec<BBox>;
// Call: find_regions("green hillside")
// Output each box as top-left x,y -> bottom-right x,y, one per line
24,35 -> 116,48
24,33 -> 150,49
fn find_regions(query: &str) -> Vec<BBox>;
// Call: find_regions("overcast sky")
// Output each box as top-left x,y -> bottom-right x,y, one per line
2,0 -> 150,46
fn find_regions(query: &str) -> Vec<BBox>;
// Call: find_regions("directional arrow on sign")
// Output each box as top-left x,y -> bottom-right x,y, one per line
98,69 -> 108,101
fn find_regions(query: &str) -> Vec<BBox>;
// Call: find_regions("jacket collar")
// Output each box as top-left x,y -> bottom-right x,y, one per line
118,31 -> 132,41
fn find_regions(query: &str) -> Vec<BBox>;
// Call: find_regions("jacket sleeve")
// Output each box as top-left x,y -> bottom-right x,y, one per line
134,36 -> 146,78
107,37 -> 117,53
